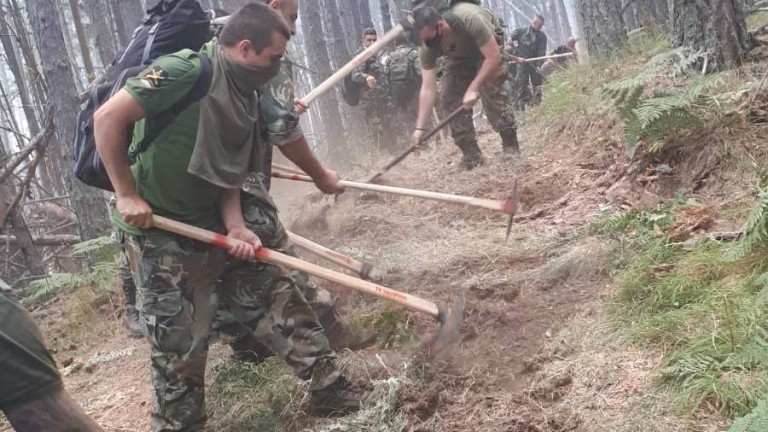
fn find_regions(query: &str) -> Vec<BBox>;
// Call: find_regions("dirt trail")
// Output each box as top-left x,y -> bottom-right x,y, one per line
1,118 -> 691,431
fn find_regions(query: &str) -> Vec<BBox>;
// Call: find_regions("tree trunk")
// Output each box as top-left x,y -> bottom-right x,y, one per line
300,0 -> 350,165
580,0 -> 627,57
545,0 -> 565,46
338,0 -> 364,61
26,0 -> 111,240
390,0 -> 410,23
7,0 -> 48,122
360,0 -> 374,28
0,234 -> 81,246
83,0 -> 118,70
556,0 -> 573,38
672,0 -> 750,72
108,0 -> 130,49
0,16 -> 40,136
379,0 -> 393,32
0,80 -> 26,150
321,0 -> 353,68
68,0 -> 95,80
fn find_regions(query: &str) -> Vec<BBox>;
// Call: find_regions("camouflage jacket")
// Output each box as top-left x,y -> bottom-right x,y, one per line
350,48 -> 388,101
511,26 -> 547,66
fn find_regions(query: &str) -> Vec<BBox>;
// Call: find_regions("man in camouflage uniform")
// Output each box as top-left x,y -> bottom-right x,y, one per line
94,4 -> 361,430
385,34 -> 422,150
214,0 -> 375,362
351,28 -> 395,151
510,14 -> 548,109
411,3 -> 520,169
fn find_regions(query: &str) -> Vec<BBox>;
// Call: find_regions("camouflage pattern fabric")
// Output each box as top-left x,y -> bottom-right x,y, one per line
386,46 -> 421,150
352,51 -> 395,150
124,231 -> 339,432
441,58 -> 517,146
515,63 -> 543,109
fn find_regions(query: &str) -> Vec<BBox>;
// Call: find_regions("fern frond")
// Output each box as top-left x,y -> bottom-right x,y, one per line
73,236 -> 117,255
728,397 -> 768,432
730,187 -> 768,260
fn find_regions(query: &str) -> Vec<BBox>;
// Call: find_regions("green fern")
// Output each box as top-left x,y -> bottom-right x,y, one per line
730,185 -> 768,260
728,397 -> 768,432
599,49 -> 724,156
73,236 -> 118,256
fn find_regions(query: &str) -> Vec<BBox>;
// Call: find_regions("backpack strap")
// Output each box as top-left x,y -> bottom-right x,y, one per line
130,52 -> 213,159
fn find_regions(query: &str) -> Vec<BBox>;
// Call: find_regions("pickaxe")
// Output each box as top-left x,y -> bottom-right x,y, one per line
365,105 -> 468,184
271,171 -> 520,240
287,230 -> 381,281
151,215 -> 464,353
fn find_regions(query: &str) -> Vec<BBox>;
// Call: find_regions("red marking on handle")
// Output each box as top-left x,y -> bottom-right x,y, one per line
375,286 -> 408,303
503,199 -> 516,215
255,247 -> 270,260
211,233 -> 230,250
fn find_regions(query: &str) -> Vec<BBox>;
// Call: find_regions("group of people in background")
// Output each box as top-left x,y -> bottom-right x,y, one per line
347,7 -> 578,159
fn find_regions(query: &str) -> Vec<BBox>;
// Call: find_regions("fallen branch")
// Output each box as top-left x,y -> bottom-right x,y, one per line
0,235 -> 81,246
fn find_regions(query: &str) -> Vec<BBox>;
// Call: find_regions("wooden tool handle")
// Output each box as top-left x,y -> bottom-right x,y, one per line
272,172 -> 513,214
300,24 -> 405,105
365,105 -> 466,183
506,52 -> 574,64
287,231 -> 365,275
152,216 -> 439,317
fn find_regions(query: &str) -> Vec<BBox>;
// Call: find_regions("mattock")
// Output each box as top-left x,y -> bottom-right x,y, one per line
271,171 -> 521,240
151,215 -> 465,353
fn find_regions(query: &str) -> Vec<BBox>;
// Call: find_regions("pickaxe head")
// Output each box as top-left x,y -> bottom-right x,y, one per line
505,177 -> 520,241
429,288 -> 466,354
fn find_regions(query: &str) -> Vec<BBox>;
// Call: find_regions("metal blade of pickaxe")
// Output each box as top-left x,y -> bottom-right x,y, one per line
151,215 -> 464,353
365,105 -> 468,184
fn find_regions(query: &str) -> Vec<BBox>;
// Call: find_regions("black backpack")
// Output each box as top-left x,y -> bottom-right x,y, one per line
411,0 -> 481,11
341,74 -> 360,107
73,0 -> 213,191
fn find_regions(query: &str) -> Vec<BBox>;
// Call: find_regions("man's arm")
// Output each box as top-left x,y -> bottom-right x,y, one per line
463,37 -> 501,107
410,68 -> 438,147
219,188 -> 261,260
93,89 -> 152,228
278,136 -> 344,194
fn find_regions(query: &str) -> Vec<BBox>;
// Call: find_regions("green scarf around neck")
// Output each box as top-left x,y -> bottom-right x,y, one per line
188,44 -> 280,189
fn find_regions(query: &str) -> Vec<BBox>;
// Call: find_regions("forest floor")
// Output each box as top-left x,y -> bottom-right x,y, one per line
4,26 -> 768,432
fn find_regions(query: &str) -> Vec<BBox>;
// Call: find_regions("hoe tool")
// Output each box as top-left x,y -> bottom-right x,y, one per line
152,215 -> 465,353
287,230 -> 380,281
365,105 -> 468,184
271,171 -> 520,240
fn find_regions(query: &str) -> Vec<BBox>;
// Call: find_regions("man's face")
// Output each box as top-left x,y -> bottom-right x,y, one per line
236,31 -> 287,67
419,22 -> 442,47
271,0 -> 299,35
362,33 -> 378,48
532,17 -> 543,31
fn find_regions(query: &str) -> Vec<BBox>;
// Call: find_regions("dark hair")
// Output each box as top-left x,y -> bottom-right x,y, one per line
534,14 -> 545,24
413,6 -> 442,31
219,2 -> 291,53
362,27 -> 378,38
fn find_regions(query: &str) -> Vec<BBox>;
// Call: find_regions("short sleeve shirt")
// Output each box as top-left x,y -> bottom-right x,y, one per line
419,3 -> 495,70
114,44 -> 224,235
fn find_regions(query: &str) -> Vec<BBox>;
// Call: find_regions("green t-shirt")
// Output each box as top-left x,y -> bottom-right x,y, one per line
113,44 -> 225,235
419,3 -> 495,70
0,290 -> 62,409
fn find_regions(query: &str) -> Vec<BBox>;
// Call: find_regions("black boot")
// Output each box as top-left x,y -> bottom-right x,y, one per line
122,305 -> 143,338
501,129 -> 520,156
317,308 -> 376,351
455,137 -> 485,170
229,334 -> 274,364
311,375 -> 363,417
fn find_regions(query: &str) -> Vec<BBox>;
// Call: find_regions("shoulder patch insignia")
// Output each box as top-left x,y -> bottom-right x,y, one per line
139,67 -> 168,88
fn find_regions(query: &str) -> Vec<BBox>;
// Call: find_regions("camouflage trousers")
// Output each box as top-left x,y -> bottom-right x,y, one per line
442,60 -> 517,154
390,99 -> 420,151
515,63 -> 543,110
124,230 -> 339,432
212,193 -> 338,361
361,98 -> 395,151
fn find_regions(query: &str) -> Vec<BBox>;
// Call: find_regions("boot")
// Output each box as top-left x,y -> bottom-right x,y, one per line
311,375 -> 363,417
501,129 -> 520,157
122,305 -> 143,339
317,308 -> 376,351
229,335 -> 274,364
455,137 -> 485,170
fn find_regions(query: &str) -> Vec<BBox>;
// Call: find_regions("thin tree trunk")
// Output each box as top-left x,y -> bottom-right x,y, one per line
379,0 -> 393,32
556,0 -> 573,37
83,0 -> 118,70
301,0 -> 350,165
360,0 -> 374,27
672,0 -> 751,72
339,0 -> 364,59
108,0 -> 130,49
68,0 -> 95,80
580,0 -> 627,57
26,0 -> 111,240
0,16 -> 40,136
7,0 -> 48,122
0,80 -> 25,150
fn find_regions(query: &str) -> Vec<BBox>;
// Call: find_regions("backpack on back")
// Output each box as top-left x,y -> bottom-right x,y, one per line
387,48 -> 420,107
341,74 -> 361,107
411,0 -> 480,12
73,0 -> 213,191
